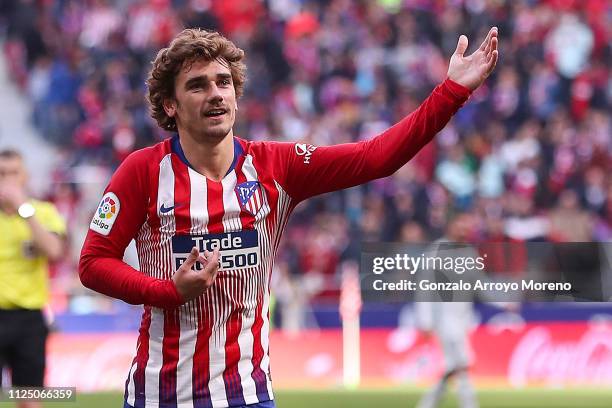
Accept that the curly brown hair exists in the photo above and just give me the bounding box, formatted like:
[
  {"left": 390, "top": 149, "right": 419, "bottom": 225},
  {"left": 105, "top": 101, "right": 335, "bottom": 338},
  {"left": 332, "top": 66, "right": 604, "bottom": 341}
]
[{"left": 146, "top": 28, "right": 246, "bottom": 131}]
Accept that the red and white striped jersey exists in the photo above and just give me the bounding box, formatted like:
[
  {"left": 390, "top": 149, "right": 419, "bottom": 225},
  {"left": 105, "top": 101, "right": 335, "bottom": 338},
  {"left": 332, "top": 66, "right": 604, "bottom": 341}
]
[{"left": 79, "top": 79, "right": 471, "bottom": 408}]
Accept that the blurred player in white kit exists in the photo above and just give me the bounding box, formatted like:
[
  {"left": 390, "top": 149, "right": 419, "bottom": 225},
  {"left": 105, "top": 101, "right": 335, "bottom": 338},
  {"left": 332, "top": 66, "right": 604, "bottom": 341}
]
[{"left": 415, "top": 214, "right": 479, "bottom": 408}]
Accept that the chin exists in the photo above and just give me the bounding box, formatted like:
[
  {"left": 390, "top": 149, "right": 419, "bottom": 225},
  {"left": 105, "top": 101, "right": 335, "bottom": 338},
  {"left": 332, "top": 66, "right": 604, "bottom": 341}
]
[{"left": 203, "top": 126, "right": 232, "bottom": 141}]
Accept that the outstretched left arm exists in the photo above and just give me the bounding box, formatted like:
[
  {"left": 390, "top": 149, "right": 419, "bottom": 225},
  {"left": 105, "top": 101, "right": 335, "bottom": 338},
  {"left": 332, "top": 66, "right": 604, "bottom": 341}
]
[{"left": 273, "top": 28, "right": 499, "bottom": 203}]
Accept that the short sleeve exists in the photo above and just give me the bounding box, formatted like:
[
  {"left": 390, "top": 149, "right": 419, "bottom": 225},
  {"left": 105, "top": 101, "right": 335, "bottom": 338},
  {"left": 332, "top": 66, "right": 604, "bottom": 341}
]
[{"left": 34, "top": 202, "right": 67, "bottom": 235}]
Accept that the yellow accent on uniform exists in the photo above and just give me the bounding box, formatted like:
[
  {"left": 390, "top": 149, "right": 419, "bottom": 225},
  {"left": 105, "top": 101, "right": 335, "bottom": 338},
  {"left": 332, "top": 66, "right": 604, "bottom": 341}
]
[{"left": 0, "top": 200, "right": 66, "bottom": 309}]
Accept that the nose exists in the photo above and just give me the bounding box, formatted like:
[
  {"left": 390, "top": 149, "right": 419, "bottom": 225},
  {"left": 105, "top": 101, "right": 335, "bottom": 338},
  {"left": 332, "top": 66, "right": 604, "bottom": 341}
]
[{"left": 208, "top": 81, "right": 223, "bottom": 104}]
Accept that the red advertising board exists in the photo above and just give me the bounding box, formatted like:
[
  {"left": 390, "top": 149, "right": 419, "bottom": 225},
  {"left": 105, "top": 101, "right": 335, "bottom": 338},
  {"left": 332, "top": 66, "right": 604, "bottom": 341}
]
[{"left": 44, "top": 322, "right": 612, "bottom": 391}]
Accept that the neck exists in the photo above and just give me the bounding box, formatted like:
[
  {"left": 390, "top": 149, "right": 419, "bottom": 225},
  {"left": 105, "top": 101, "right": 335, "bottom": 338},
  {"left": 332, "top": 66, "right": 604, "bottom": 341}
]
[{"left": 177, "top": 129, "right": 235, "bottom": 181}]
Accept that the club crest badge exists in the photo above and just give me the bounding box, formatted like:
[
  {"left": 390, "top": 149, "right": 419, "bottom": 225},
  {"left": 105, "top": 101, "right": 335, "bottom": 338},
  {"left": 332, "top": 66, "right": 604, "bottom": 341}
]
[{"left": 235, "top": 181, "right": 264, "bottom": 216}]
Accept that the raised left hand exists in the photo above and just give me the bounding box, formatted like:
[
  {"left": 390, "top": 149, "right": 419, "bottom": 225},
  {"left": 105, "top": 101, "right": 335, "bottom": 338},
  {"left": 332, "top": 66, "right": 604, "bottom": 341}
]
[{"left": 447, "top": 27, "right": 499, "bottom": 91}]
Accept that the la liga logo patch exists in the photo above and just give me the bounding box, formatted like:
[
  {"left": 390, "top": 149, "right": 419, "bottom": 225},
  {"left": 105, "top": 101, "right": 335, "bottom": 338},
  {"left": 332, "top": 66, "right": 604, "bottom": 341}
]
[
  {"left": 90, "top": 192, "right": 120, "bottom": 236},
  {"left": 98, "top": 196, "right": 117, "bottom": 219}
]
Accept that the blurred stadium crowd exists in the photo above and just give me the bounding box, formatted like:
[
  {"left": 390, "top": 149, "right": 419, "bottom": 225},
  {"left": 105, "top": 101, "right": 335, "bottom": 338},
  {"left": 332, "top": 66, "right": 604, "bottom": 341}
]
[{"left": 0, "top": 0, "right": 610, "bottom": 319}]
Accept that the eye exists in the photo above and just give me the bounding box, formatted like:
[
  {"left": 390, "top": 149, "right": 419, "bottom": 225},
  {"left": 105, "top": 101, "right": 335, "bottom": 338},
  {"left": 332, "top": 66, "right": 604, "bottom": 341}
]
[{"left": 219, "top": 78, "right": 231, "bottom": 86}]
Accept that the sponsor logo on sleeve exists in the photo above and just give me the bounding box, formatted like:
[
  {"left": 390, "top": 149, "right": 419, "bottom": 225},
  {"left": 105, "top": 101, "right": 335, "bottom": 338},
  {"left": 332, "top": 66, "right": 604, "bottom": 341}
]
[
  {"left": 172, "top": 230, "right": 260, "bottom": 272},
  {"left": 295, "top": 143, "right": 317, "bottom": 164},
  {"left": 90, "top": 192, "right": 120, "bottom": 236}
]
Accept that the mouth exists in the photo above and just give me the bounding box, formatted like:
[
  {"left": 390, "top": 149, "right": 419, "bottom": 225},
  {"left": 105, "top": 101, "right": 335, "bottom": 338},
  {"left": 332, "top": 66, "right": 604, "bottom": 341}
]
[{"left": 203, "top": 108, "right": 228, "bottom": 118}]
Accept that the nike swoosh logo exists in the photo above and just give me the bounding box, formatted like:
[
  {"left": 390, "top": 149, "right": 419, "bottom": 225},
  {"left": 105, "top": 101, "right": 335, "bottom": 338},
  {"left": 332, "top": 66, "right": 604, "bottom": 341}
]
[{"left": 160, "top": 203, "right": 183, "bottom": 214}]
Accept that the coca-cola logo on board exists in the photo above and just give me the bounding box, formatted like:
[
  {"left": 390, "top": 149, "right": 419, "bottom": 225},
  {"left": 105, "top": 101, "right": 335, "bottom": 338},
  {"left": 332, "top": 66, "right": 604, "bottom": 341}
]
[{"left": 508, "top": 327, "right": 612, "bottom": 386}]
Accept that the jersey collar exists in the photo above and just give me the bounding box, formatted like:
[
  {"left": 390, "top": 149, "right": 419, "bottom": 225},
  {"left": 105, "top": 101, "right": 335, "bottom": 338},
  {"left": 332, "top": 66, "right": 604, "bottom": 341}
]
[{"left": 171, "top": 134, "right": 244, "bottom": 177}]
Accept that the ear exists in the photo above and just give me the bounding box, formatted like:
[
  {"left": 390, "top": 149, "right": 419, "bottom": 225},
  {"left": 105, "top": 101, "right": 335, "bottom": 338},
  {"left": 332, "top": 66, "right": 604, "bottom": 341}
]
[
  {"left": 163, "top": 98, "right": 177, "bottom": 118},
  {"left": 235, "top": 102, "right": 238, "bottom": 111}
]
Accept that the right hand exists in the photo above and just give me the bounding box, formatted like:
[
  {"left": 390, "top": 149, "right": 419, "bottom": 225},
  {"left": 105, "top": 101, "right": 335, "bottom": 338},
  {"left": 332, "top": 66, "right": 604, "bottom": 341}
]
[
  {"left": 0, "top": 182, "right": 28, "bottom": 212},
  {"left": 172, "top": 246, "right": 220, "bottom": 302}
]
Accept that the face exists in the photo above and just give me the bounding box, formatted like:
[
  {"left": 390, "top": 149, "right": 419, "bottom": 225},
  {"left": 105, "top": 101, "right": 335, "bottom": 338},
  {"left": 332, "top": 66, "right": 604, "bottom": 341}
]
[
  {"left": 0, "top": 157, "right": 27, "bottom": 188},
  {"left": 448, "top": 214, "right": 473, "bottom": 241},
  {"left": 165, "top": 58, "right": 237, "bottom": 143}
]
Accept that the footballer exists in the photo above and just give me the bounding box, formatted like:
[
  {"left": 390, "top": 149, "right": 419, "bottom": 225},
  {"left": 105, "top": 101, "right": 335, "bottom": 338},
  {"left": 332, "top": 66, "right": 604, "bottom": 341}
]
[{"left": 79, "top": 27, "right": 498, "bottom": 408}]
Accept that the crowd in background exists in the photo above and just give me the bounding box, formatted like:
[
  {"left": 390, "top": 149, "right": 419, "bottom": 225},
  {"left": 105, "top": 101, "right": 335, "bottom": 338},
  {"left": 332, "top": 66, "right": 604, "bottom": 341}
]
[{"left": 0, "top": 0, "right": 611, "bottom": 318}]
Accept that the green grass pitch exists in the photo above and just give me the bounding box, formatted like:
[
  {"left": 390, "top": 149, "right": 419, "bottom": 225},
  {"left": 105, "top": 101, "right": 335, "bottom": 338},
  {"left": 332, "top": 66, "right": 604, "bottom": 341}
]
[{"left": 2, "top": 388, "right": 611, "bottom": 407}]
